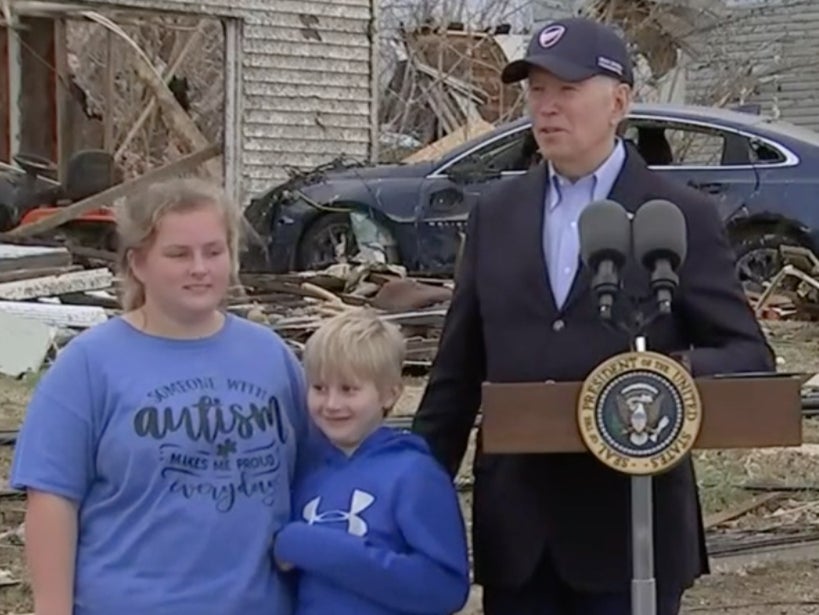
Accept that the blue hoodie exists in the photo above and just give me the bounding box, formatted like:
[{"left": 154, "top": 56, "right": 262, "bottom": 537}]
[{"left": 273, "top": 425, "right": 470, "bottom": 615}]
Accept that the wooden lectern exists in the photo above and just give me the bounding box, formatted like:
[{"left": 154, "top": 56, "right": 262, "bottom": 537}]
[
  {"left": 480, "top": 364, "right": 804, "bottom": 615},
  {"left": 481, "top": 373, "right": 803, "bottom": 454}
]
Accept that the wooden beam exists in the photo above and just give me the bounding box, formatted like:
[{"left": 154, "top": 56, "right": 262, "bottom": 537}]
[
  {"left": 0, "top": 265, "right": 81, "bottom": 283},
  {"left": 116, "top": 22, "right": 206, "bottom": 160},
  {"left": 0, "top": 243, "right": 71, "bottom": 272},
  {"left": 1, "top": 142, "right": 221, "bottom": 238},
  {"left": 54, "top": 17, "right": 71, "bottom": 181},
  {"left": 131, "top": 39, "right": 221, "bottom": 179},
  {"left": 104, "top": 28, "right": 115, "bottom": 152}
]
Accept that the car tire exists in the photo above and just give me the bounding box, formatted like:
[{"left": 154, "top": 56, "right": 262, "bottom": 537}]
[
  {"left": 732, "top": 230, "right": 807, "bottom": 292},
  {"left": 295, "top": 212, "right": 358, "bottom": 271}
]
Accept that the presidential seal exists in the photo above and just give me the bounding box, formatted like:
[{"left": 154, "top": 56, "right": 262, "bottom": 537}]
[{"left": 577, "top": 351, "right": 702, "bottom": 476}]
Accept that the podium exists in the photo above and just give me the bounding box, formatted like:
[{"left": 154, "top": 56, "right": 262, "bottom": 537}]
[{"left": 480, "top": 347, "right": 804, "bottom": 615}]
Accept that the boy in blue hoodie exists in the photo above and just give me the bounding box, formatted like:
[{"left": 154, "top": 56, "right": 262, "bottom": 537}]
[{"left": 273, "top": 309, "right": 471, "bottom": 615}]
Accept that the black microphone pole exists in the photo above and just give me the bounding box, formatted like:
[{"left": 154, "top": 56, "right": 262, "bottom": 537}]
[{"left": 628, "top": 198, "right": 688, "bottom": 615}]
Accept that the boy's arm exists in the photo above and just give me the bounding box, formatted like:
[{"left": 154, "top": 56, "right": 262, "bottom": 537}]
[{"left": 274, "top": 456, "right": 470, "bottom": 614}]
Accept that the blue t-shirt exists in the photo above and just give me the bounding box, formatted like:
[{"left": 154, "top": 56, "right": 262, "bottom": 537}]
[{"left": 11, "top": 313, "right": 309, "bottom": 615}]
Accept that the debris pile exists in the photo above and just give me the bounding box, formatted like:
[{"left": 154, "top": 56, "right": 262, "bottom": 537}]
[
  {"left": 0, "top": 239, "right": 453, "bottom": 378},
  {"left": 750, "top": 246, "right": 819, "bottom": 321},
  {"left": 235, "top": 262, "right": 452, "bottom": 365}
]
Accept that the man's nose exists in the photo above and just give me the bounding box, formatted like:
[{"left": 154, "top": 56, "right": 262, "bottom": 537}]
[{"left": 535, "top": 95, "right": 558, "bottom": 116}]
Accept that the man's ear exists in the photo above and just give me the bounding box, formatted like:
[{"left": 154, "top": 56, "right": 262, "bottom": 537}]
[{"left": 613, "top": 83, "right": 633, "bottom": 125}]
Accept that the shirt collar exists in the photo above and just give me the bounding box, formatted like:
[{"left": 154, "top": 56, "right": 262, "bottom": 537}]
[{"left": 547, "top": 138, "right": 626, "bottom": 209}]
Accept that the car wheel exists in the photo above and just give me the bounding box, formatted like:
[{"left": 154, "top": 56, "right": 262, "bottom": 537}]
[
  {"left": 295, "top": 212, "right": 358, "bottom": 271},
  {"left": 733, "top": 231, "right": 806, "bottom": 293}
]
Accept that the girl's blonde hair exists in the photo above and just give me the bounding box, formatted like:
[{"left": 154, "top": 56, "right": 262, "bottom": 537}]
[
  {"left": 115, "top": 177, "right": 243, "bottom": 312},
  {"left": 303, "top": 308, "right": 406, "bottom": 402}
]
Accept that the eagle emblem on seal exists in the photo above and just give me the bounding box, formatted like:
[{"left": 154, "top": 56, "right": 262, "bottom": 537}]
[{"left": 615, "top": 382, "right": 671, "bottom": 447}]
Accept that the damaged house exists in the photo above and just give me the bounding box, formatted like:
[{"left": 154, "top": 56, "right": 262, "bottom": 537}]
[{"left": 1, "top": 0, "right": 379, "bottom": 225}]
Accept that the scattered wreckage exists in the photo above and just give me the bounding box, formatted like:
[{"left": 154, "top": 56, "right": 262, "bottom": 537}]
[
  {"left": 0, "top": 237, "right": 453, "bottom": 379},
  {"left": 0, "top": 151, "right": 120, "bottom": 249}
]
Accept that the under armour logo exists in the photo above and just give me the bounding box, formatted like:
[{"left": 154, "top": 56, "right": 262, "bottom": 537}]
[{"left": 302, "top": 489, "right": 375, "bottom": 537}]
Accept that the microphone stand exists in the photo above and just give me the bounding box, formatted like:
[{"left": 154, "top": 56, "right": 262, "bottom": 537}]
[
  {"left": 600, "top": 295, "right": 667, "bottom": 615},
  {"left": 631, "top": 332, "right": 655, "bottom": 615}
]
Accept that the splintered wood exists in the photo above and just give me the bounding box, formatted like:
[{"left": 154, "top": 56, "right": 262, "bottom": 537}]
[{"left": 234, "top": 263, "right": 453, "bottom": 366}]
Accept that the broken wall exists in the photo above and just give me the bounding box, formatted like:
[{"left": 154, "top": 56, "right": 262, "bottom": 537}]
[{"left": 75, "top": 0, "right": 378, "bottom": 202}]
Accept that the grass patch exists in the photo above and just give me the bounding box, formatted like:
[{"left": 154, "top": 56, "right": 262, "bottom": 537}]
[{"left": 695, "top": 420, "right": 819, "bottom": 518}]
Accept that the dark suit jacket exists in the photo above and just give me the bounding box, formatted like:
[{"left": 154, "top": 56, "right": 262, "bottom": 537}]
[{"left": 412, "top": 143, "right": 775, "bottom": 593}]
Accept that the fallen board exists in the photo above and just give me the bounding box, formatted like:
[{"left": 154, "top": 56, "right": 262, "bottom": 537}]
[
  {"left": 0, "top": 300, "right": 107, "bottom": 328},
  {"left": 0, "top": 268, "right": 113, "bottom": 300},
  {"left": 0, "top": 243, "right": 71, "bottom": 273}
]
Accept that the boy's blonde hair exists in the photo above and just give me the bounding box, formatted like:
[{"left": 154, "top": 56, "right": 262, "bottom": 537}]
[
  {"left": 303, "top": 308, "right": 406, "bottom": 400},
  {"left": 115, "top": 177, "right": 243, "bottom": 311}
]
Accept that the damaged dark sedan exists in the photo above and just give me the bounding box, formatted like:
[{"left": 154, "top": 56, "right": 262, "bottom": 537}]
[{"left": 241, "top": 103, "right": 819, "bottom": 287}]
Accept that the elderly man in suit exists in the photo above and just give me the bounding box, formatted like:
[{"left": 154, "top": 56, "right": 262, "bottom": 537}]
[{"left": 411, "top": 16, "right": 774, "bottom": 615}]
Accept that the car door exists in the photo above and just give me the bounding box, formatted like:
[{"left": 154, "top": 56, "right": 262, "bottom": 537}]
[
  {"left": 624, "top": 116, "right": 760, "bottom": 221},
  {"left": 412, "top": 124, "right": 536, "bottom": 272}
]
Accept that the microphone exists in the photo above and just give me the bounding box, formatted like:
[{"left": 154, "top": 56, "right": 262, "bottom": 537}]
[
  {"left": 578, "top": 199, "right": 632, "bottom": 320},
  {"left": 632, "top": 199, "right": 687, "bottom": 314}
]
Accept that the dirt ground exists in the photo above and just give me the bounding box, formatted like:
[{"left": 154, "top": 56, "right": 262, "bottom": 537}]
[{"left": 1, "top": 320, "right": 818, "bottom": 615}]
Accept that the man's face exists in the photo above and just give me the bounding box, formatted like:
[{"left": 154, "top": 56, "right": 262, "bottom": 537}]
[{"left": 526, "top": 67, "right": 631, "bottom": 172}]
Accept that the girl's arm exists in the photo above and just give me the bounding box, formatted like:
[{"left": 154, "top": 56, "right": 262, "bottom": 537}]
[
  {"left": 10, "top": 339, "right": 98, "bottom": 615},
  {"left": 25, "top": 491, "right": 79, "bottom": 615}
]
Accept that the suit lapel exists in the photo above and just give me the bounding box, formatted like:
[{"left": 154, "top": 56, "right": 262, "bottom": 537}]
[
  {"left": 515, "top": 163, "right": 558, "bottom": 315},
  {"left": 559, "top": 143, "right": 653, "bottom": 313}
]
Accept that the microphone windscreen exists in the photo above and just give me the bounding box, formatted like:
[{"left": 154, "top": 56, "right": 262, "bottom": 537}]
[
  {"left": 579, "top": 199, "right": 631, "bottom": 267},
  {"left": 632, "top": 199, "right": 687, "bottom": 268}
]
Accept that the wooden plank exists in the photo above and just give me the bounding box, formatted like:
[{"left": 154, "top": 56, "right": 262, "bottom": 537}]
[
  {"left": 2, "top": 143, "right": 221, "bottom": 238},
  {"left": 0, "top": 268, "right": 113, "bottom": 300},
  {"left": 704, "top": 492, "right": 784, "bottom": 529},
  {"left": 0, "top": 243, "right": 71, "bottom": 273},
  {"left": 0, "top": 265, "right": 81, "bottom": 283},
  {"left": 0, "top": 300, "right": 107, "bottom": 328}
]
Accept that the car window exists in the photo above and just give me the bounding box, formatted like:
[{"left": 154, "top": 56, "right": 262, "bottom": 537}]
[
  {"left": 627, "top": 118, "right": 788, "bottom": 167},
  {"left": 445, "top": 128, "right": 536, "bottom": 175},
  {"left": 748, "top": 138, "right": 787, "bottom": 164},
  {"left": 626, "top": 120, "right": 724, "bottom": 166}
]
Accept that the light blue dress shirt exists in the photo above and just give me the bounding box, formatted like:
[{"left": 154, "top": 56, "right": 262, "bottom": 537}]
[{"left": 544, "top": 139, "right": 627, "bottom": 308}]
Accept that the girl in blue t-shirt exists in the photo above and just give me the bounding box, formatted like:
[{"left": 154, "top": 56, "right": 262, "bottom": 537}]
[{"left": 11, "top": 178, "right": 309, "bottom": 615}]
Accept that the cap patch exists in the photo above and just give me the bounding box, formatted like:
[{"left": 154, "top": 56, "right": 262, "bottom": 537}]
[
  {"left": 598, "top": 56, "right": 624, "bottom": 76},
  {"left": 538, "top": 24, "right": 566, "bottom": 48}
]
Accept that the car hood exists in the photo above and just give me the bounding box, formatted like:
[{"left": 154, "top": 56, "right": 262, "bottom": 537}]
[
  {"left": 311, "top": 160, "right": 436, "bottom": 181},
  {"left": 284, "top": 160, "right": 435, "bottom": 210}
]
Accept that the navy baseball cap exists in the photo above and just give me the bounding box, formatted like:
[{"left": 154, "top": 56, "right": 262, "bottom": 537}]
[{"left": 501, "top": 17, "right": 634, "bottom": 86}]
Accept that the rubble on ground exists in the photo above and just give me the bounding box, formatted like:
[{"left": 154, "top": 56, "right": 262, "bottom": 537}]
[
  {"left": 750, "top": 245, "right": 819, "bottom": 322},
  {"left": 0, "top": 238, "right": 452, "bottom": 377}
]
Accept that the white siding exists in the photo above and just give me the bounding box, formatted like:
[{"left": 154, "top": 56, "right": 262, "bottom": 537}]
[
  {"left": 677, "top": 0, "right": 819, "bottom": 130},
  {"left": 77, "top": 0, "right": 375, "bottom": 203}
]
